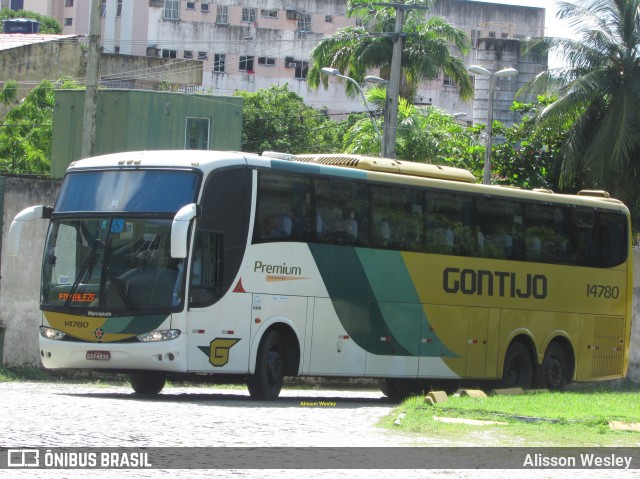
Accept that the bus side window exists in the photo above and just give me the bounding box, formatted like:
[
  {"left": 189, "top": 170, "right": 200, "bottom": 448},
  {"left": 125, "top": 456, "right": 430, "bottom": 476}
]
[
  {"left": 189, "top": 231, "right": 221, "bottom": 306},
  {"left": 477, "top": 197, "right": 523, "bottom": 260},
  {"left": 254, "top": 171, "right": 311, "bottom": 243},
  {"left": 315, "top": 178, "right": 368, "bottom": 246},
  {"left": 570, "top": 209, "right": 597, "bottom": 266},
  {"left": 599, "top": 211, "right": 628, "bottom": 267},
  {"left": 425, "top": 191, "right": 477, "bottom": 257}
]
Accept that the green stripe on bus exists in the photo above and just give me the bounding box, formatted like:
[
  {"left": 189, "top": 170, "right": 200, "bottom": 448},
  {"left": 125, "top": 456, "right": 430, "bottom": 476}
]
[
  {"left": 309, "top": 244, "right": 456, "bottom": 357},
  {"left": 101, "top": 314, "right": 168, "bottom": 334}
]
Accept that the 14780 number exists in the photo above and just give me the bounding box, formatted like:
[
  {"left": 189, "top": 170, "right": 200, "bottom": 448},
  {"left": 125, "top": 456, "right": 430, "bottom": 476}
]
[{"left": 586, "top": 284, "right": 619, "bottom": 299}]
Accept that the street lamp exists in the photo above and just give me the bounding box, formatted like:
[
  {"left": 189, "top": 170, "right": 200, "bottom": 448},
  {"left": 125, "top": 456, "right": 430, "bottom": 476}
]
[
  {"left": 363, "top": 75, "right": 387, "bottom": 86},
  {"left": 468, "top": 65, "right": 518, "bottom": 184},
  {"left": 321, "top": 67, "right": 385, "bottom": 151}
]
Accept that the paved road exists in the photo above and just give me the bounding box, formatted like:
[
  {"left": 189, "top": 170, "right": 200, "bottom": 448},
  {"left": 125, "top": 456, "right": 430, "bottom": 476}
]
[{"left": 0, "top": 381, "right": 635, "bottom": 479}]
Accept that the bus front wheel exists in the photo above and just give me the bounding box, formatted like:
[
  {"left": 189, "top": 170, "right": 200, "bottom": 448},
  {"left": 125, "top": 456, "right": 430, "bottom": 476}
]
[
  {"left": 500, "top": 342, "right": 533, "bottom": 389},
  {"left": 130, "top": 373, "right": 166, "bottom": 395},
  {"left": 247, "top": 331, "right": 285, "bottom": 400},
  {"left": 540, "top": 343, "right": 568, "bottom": 390}
]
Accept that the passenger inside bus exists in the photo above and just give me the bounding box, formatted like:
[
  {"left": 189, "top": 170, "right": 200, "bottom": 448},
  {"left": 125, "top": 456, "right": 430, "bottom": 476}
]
[{"left": 262, "top": 215, "right": 293, "bottom": 239}]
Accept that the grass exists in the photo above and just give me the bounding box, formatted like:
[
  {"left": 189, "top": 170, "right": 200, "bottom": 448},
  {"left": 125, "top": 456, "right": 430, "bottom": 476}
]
[
  {"left": 0, "top": 365, "right": 131, "bottom": 386},
  {"left": 0, "top": 365, "right": 55, "bottom": 382},
  {"left": 379, "top": 388, "right": 640, "bottom": 446}
]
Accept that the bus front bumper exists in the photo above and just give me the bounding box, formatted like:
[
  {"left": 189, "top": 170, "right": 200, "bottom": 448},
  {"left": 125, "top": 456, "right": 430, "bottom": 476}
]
[{"left": 38, "top": 333, "right": 188, "bottom": 373}]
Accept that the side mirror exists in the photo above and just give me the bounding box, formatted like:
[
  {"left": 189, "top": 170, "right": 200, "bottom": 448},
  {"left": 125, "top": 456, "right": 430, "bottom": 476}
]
[
  {"left": 7, "top": 205, "right": 52, "bottom": 257},
  {"left": 171, "top": 203, "right": 199, "bottom": 259}
]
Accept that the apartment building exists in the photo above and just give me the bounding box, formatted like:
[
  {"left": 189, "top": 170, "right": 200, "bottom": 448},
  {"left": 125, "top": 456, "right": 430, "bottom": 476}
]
[
  {"left": 6, "top": 0, "right": 548, "bottom": 127},
  {"left": 424, "top": 0, "right": 547, "bottom": 126}
]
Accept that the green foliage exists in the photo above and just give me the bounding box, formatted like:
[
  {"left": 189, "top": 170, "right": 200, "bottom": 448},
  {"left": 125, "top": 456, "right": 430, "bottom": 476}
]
[
  {"left": 157, "top": 80, "right": 174, "bottom": 92},
  {"left": 0, "top": 366, "right": 53, "bottom": 382},
  {"left": 343, "top": 86, "right": 483, "bottom": 169},
  {"left": 307, "top": 3, "right": 472, "bottom": 101},
  {"left": 55, "top": 76, "right": 82, "bottom": 90},
  {"left": 0, "top": 8, "right": 62, "bottom": 34},
  {"left": 380, "top": 390, "right": 640, "bottom": 446},
  {"left": 0, "top": 80, "right": 18, "bottom": 105},
  {"left": 395, "top": 105, "right": 482, "bottom": 171},
  {"left": 0, "top": 78, "right": 82, "bottom": 175},
  {"left": 490, "top": 96, "right": 573, "bottom": 191},
  {"left": 234, "top": 84, "right": 344, "bottom": 154},
  {"left": 521, "top": 0, "right": 640, "bottom": 208},
  {"left": 0, "top": 80, "right": 55, "bottom": 174}
]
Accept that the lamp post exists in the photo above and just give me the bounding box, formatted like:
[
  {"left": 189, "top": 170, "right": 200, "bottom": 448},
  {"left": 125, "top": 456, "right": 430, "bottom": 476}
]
[
  {"left": 321, "top": 67, "right": 385, "bottom": 152},
  {"left": 468, "top": 65, "right": 518, "bottom": 184}
]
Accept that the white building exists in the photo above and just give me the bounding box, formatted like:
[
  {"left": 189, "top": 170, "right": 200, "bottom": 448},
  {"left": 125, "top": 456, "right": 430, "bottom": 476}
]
[
  {"left": 4, "top": 0, "right": 548, "bottom": 127},
  {"left": 424, "top": 0, "right": 547, "bottom": 126}
]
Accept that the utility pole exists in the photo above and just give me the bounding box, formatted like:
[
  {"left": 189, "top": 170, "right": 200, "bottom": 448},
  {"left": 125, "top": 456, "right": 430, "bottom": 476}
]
[
  {"left": 382, "top": 5, "right": 404, "bottom": 159},
  {"left": 81, "top": 0, "right": 102, "bottom": 159},
  {"left": 360, "top": 2, "right": 429, "bottom": 159}
]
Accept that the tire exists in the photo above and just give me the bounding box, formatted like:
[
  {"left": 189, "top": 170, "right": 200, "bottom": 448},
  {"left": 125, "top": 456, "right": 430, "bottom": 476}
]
[
  {"left": 541, "top": 343, "right": 568, "bottom": 391},
  {"left": 499, "top": 342, "right": 533, "bottom": 389},
  {"left": 130, "top": 373, "right": 166, "bottom": 395},
  {"left": 247, "top": 331, "right": 285, "bottom": 400},
  {"left": 380, "top": 379, "right": 401, "bottom": 399},
  {"left": 380, "top": 379, "right": 431, "bottom": 399}
]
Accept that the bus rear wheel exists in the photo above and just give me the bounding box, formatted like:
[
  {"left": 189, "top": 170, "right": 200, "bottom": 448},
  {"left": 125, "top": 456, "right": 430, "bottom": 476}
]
[
  {"left": 541, "top": 343, "right": 568, "bottom": 390},
  {"left": 130, "top": 373, "right": 166, "bottom": 395},
  {"left": 500, "top": 342, "right": 533, "bottom": 389},
  {"left": 247, "top": 331, "right": 285, "bottom": 400}
]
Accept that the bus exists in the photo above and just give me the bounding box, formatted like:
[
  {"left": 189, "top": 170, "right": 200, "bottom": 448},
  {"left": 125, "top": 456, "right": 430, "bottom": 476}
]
[{"left": 8, "top": 150, "right": 632, "bottom": 400}]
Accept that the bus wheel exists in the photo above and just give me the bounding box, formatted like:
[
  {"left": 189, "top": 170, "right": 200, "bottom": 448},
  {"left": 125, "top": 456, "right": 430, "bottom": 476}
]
[
  {"left": 541, "top": 343, "right": 567, "bottom": 390},
  {"left": 380, "top": 379, "right": 401, "bottom": 398},
  {"left": 500, "top": 342, "right": 533, "bottom": 389},
  {"left": 247, "top": 331, "right": 285, "bottom": 400},
  {"left": 130, "top": 373, "right": 166, "bottom": 395}
]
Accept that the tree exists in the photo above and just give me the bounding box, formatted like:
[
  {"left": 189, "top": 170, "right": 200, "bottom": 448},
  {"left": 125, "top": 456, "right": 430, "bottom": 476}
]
[
  {"left": 343, "top": 86, "right": 484, "bottom": 170},
  {"left": 0, "top": 8, "right": 62, "bottom": 34},
  {"left": 308, "top": 1, "right": 472, "bottom": 101},
  {"left": 491, "top": 97, "right": 574, "bottom": 191},
  {"left": 522, "top": 0, "right": 640, "bottom": 207},
  {"left": 0, "top": 77, "right": 80, "bottom": 174},
  {"left": 234, "top": 84, "right": 344, "bottom": 154}
]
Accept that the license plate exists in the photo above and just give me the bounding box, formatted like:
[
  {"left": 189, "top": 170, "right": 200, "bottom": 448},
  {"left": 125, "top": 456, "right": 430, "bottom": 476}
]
[{"left": 86, "top": 350, "right": 111, "bottom": 361}]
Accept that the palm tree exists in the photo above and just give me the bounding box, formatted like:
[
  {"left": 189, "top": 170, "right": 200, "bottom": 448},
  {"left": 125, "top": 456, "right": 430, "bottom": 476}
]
[
  {"left": 522, "top": 0, "right": 640, "bottom": 206},
  {"left": 307, "top": 1, "right": 473, "bottom": 157}
]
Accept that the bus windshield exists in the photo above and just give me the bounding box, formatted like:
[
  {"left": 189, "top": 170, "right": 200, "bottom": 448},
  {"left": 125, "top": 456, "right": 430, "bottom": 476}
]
[
  {"left": 56, "top": 169, "right": 199, "bottom": 213},
  {"left": 42, "top": 217, "right": 183, "bottom": 313}
]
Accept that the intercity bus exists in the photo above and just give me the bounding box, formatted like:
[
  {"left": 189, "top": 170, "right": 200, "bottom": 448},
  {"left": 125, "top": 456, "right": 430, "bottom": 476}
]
[{"left": 8, "top": 150, "right": 632, "bottom": 399}]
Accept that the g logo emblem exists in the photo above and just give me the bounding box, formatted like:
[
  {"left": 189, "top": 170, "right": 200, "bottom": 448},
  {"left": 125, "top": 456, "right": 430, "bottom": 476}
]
[{"left": 209, "top": 338, "right": 240, "bottom": 367}]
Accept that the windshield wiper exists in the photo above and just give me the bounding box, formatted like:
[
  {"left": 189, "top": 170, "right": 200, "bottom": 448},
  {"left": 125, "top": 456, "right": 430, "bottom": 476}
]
[
  {"left": 102, "top": 260, "right": 137, "bottom": 311},
  {"left": 64, "top": 236, "right": 101, "bottom": 309}
]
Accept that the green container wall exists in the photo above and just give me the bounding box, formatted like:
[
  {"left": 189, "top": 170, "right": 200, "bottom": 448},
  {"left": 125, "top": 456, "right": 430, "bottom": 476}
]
[{"left": 51, "top": 90, "right": 243, "bottom": 178}]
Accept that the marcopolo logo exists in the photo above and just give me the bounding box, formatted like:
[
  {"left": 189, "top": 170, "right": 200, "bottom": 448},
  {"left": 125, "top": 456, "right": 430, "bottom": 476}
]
[{"left": 443, "top": 267, "right": 548, "bottom": 299}]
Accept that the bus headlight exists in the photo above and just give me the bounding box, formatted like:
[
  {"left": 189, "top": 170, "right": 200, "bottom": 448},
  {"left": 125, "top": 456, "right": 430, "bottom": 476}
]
[
  {"left": 137, "top": 329, "right": 181, "bottom": 342},
  {"left": 40, "top": 327, "right": 66, "bottom": 341}
]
